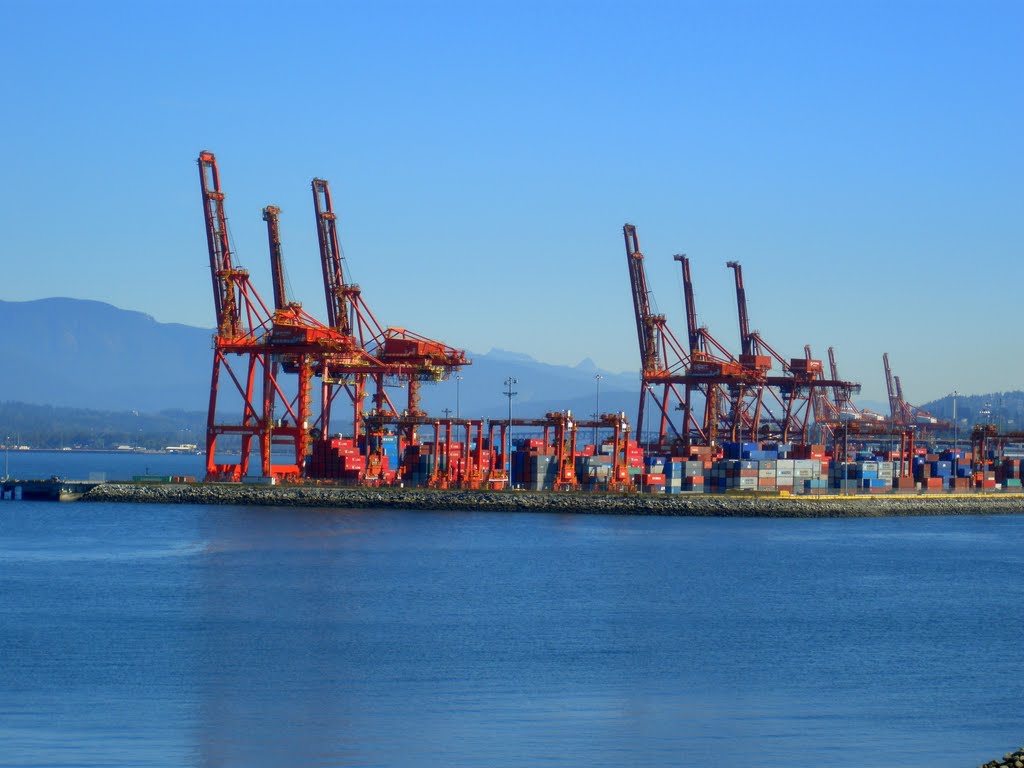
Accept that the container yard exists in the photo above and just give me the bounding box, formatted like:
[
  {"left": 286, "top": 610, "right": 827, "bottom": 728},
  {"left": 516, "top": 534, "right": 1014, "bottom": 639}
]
[{"left": 195, "top": 151, "right": 1023, "bottom": 496}]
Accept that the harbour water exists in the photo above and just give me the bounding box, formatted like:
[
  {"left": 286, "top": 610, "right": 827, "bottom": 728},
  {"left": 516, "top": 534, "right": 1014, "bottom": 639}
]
[
  {"left": 0, "top": 448, "right": 205, "bottom": 482},
  {"left": 1, "top": 486, "right": 1021, "bottom": 766}
]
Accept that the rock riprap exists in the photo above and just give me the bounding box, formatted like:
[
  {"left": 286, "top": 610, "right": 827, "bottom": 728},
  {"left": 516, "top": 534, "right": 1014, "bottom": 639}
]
[
  {"left": 980, "top": 747, "right": 1024, "bottom": 768},
  {"left": 81, "top": 482, "right": 1024, "bottom": 517}
]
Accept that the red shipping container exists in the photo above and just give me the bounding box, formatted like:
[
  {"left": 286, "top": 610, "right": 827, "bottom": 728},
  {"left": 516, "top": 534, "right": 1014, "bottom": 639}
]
[{"left": 342, "top": 455, "right": 366, "bottom": 471}]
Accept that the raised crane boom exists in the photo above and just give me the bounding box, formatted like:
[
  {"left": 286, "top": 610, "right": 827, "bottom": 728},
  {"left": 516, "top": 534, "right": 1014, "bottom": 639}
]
[
  {"left": 828, "top": 347, "right": 843, "bottom": 407},
  {"left": 676, "top": 254, "right": 701, "bottom": 357},
  {"left": 262, "top": 205, "right": 288, "bottom": 311},
  {"left": 883, "top": 352, "right": 898, "bottom": 419},
  {"left": 198, "top": 150, "right": 245, "bottom": 338},
  {"left": 726, "top": 261, "right": 753, "bottom": 357},
  {"left": 624, "top": 224, "right": 663, "bottom": 373},
  {"left": 312, "top": 178, "right": 355, "bottom": 336}
]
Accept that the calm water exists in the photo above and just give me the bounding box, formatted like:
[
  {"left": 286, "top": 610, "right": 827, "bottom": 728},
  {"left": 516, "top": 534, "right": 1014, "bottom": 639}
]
[
  {"left": 2, "top": 449, "right": 205, "bottom": 482},
  {"left": 1, "top": 498, "right": 1020, "bottom": 768}
]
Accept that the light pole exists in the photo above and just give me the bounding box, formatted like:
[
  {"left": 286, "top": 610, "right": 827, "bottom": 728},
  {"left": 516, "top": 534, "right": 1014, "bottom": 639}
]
[
  {"left": 952, "top": 390, "right": 958, "bottom": 488},
  {"left": 593, "top": 373, "right": 603, "bottom": 446},
  {"left": 456, "top": 374, "right": 463, "bottom": 420},
  {"left": 3, "top": 435, "right": 8, "bottom": 481},
  {"left": 503, "top": 377, "right": 517, "bottom": 482},
  {"left": 842, "top": 426, "right": 849, "bottom": 496}
]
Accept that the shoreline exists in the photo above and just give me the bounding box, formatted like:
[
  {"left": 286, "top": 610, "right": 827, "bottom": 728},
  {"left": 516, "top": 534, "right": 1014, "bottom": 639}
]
[{"left": 81, "top": 482, "right": 1024, "bottom": 517}]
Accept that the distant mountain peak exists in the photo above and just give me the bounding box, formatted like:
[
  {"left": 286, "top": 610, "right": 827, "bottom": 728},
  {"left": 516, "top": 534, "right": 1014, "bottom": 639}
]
[
  {"left": 483, "top": 348, "right": 537, "bottom": 363},
  {"left": 574, "top": 357, "right": 598, "bottom": 372}
]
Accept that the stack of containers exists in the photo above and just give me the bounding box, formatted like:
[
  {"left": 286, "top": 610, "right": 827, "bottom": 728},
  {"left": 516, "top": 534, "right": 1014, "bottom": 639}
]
[
  {"left": 710, "top": 459, "right": 759, "bottom": 492},
  {"left": 663, "top": 458, "right": 706, "bottom": 493},
  {"left": 757, "top": 458, "right": 777, "bottom": 492},
  {"left": 642, "top": 455, "right": 667, "bottom": 494},
  {"left": 776, "top": 459, "right": 795, "bottom": 491},
  {"left": 512, "top": 438, "right": 558, "bottom": 489},
  {"left": 625, "top": 440, "right": 644, "bottom": 485},
  {"left": 974, "top": 470, "right": 997, "bottom": 490},
  {"left": 829, "top": 462, "right": 863, "bottom": 493},
  {"left": 998, "top": 459, "right": 1022, "bottom": 490},
  {"left": 917, "top": 459, "right": 953, "bottom": 491},
  {"left": 522, "top": 454, "right": 557, "bottom": 490},
  {"left": 576, "top": 453, "right": 612, "bottom": 489},
  {"left": 307, "top": 437, "right": 365, "bottom": 481},
  {"left": 364, "top": 433, "right": 401, "bottom": 469},
  {"left": 797, "top": 459, "right": 828, "bottom": 493},
  {"left": 723, "top": 442, "right": 759, "bottom": 460},
  {"left": 913, "top": 456, "right": 944, "bottom": 493},
  {"left": 401, "top": 445, "right": 432, "bottom": 486}
]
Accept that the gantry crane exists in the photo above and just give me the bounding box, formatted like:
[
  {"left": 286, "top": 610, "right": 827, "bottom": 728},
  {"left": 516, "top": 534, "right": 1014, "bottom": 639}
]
[
  {"left": 883, "top": 353, "right": 948, "bottom": 431},
  {"left": 724, "top": 261, "right": 859, "bottom": 444},
  {"left": 200, "top": 151, "right": 411, "bottom": 482},
  {"left": 624, "top": 224, "right": 703, "bottom": 448}
]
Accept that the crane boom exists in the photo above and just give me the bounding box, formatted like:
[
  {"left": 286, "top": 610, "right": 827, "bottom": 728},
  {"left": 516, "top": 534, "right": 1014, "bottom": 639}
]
[
  {"left": 624, "top": 224, "right": 662, "bottom": 372},
  {"left": 828, "top": 347, "right": 840, "bottom": 391},
  {"left": 726, "top": 261, "right": 752, "bottom": 356},
  {"left": 883, "top": 352, "right": 898, "bottom": 418},
  {"left": 312, "top": 178, "right": 352, "bottom": 335},
  {"left": 262, "top": 205, "right": 288, "bottom": 311},
  {"left": 198, "top": 150, "right": 244, "bottom": 337},
  {"left": 675, "top": 254, "right": 702, "bottom": 357}
]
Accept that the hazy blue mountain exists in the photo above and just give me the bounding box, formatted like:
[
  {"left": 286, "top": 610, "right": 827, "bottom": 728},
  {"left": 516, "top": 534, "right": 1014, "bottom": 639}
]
[
  {"left": 0, "top": 298, "right": 641, "bottom": 420},
  {"left": 0, "top": 298, "right": 213, "bottom": 412},
  {"left": 416, "top": 348, "right": 640, "bottom": 422}
]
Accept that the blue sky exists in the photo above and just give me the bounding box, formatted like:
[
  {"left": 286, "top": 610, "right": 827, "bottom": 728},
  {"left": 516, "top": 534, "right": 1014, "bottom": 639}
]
[{"left": 2, "top": 0, "right": 1021, "bottom": 403}]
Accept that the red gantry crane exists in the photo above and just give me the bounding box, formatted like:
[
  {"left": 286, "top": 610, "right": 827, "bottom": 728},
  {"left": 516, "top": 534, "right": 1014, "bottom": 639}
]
[
  {"left": 883, "top": 352, "right": 948, "bottom": 430},
  {"left": 723, "top": 261, "right": 859, "bottom": 444},
  {"left": 199, "top": 151, "right": 384, "bottom": 481},
  {"left": 624, "top": 224, "right": 708, "bottom": 448}
]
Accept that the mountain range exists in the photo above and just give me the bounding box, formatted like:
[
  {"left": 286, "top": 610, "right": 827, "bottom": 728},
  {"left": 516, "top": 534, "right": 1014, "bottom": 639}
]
[
  {"left": 0, "top": 298, "right": 640, "bottom": 420},
  {"left": 3, "top": 298, "right": 1016, "bottom": 436}
]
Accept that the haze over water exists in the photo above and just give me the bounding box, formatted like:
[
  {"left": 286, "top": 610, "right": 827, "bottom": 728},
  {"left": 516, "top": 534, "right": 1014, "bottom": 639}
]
[{"left": 1, "top": 491, "right": 1020, "bottom": 767}]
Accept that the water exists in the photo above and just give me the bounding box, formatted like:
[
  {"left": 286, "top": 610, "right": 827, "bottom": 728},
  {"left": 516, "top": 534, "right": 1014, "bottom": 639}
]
[
  {"left": 1, "top": 498, "right": 1020, "bottom": 768},
  {"left": 1, "top": 449, "right": 205, "bottom": 482}
]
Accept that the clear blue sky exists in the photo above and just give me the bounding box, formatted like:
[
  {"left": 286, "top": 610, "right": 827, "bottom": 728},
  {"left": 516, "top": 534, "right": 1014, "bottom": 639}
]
[{"left": 2, "top": 0, "right": 1021, "bottom": 403}]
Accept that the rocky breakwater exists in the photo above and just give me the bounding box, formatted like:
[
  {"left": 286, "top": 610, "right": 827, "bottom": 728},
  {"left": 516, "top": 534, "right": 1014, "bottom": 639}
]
[
  {"left": 980, "top": 747, "right": 1024, "bottom": 768},
  {"left": 81, "top": 483, "right": 1024, "bottom": 517}
]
